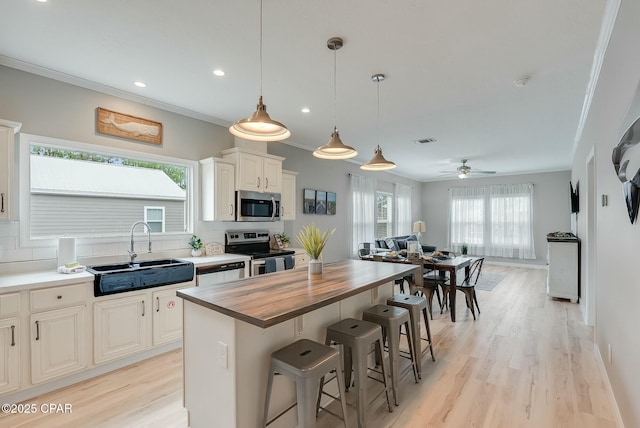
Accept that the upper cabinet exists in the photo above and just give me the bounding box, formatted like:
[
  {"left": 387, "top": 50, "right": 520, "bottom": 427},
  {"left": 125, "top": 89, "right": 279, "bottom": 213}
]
[
  {"left": 221, "top": 148, "right": 283, "bottom": 193},
  {"left": 0, "top": 120, "right": 22, "bottom": 221},
  {"left": 281, "top": 170, "right": 298, "bottom": 221},
  {"left": 200, "top": 158, "right": 236, "bottom": 221}
]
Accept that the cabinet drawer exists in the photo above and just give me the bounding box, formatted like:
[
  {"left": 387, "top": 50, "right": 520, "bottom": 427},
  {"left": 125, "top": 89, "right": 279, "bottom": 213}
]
[
  {"left": 31, "top": 283, "right": 87, "bottom": 312},
  {"left": 0, "top": 293, "right": 20, "bottom": 318}
]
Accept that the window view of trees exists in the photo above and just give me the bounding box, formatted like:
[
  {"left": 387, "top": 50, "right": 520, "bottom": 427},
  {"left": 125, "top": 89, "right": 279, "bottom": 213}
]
[{"left": 376, "top": 192, "right": 393, "bottom": 238}]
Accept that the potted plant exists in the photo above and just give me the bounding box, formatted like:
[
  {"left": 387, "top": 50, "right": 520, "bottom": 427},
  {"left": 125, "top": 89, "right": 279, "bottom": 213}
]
[
  {"left": 189, "top": 235, "right": 204, "bottom": 257},
  {"left": 280, "top": 233, "right": 291, "bottom": 248},
  {"left": 296, "top": 223, "right": 335, "bottom": 277},
  {"left": 461, "top": 244, "right": 468, "bottom": 256}
]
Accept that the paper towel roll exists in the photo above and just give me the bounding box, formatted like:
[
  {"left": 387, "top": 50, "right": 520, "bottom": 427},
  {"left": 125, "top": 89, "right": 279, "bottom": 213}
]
[{"left": 58, "top": 237, "right": 76, "bottom": 267}]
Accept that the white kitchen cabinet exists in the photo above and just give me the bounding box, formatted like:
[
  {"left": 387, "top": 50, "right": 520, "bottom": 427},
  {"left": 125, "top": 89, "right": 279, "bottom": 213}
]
[
  {"left": 547, "top": 237, "right": 580, "bottom": 303},
  {"left": 290, "top": 247, "right": 310, "bottom": 270},
  {"left": 200, "top": 157, "right": 235, "bottom": 221},
  {"left": 0, "top": 318, "right": 20, "bottom": 394},
  {"left": 94, "top": 293, "right": 149, "bottom": 364},
  {"left": 281, "top": 170, "right": 298, "bottom": 220},
  {"left": 0, "top": 121, "right": 21, "bottom": 221},
  {"left": 30, "top": 305, "right": 87, "bottom": 384},
  {"left": 222, "top": 148, "right": 284, "bottom": 193},
  {"left": 152, "top": 287, "right": 183, "bottom": 346}
]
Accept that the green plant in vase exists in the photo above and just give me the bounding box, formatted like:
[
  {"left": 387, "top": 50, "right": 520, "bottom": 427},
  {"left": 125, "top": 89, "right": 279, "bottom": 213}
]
[
  {"left": 189, "top": 235, "right": 204, "bottom": 256},
  {"left": 280, "top": 233, "right": 291, "bottom": 248},
  {"left": 296, "top": 223, "right": 335, "bottom": 276},
  {"left": 461, "top": 244, "right": 468, "bottom": 256}
]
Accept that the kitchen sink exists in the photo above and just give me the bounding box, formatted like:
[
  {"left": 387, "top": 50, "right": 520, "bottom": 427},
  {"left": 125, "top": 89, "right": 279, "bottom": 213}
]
[{"left": 87, "top": 258, "right": 195, "bottom": 296}]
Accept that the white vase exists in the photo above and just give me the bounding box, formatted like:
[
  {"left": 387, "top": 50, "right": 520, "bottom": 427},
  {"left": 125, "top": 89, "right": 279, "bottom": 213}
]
[
  {"left": 308, "top": 259, "right": 323, "bottom": 277},
  {"left": 191, "top": 248, "right": 202, "bottom": 257}
]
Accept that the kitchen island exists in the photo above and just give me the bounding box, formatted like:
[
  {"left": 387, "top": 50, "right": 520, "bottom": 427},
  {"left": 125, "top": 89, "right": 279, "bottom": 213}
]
[{"left": 177, "top": 259, "right": 418, "bottom": 428}]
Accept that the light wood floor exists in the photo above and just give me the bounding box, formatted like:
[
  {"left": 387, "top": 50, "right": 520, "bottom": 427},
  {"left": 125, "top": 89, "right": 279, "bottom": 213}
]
[{"left": 0, "top": 265, "right": 616, "bottom": 428}]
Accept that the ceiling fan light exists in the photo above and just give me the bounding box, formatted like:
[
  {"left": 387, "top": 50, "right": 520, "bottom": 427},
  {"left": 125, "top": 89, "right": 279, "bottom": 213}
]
[
  {"left": 360, "top": 145, "right": 396, "bottom": 171},
  {"left": 458, "top": 172, "right": 468, "bottom": 179},
  {"left": 229, "top": 96, "right": 291, "bottom": 141},
  {"left": 313, "top": 127, "right": 358, "bottom": 159}
]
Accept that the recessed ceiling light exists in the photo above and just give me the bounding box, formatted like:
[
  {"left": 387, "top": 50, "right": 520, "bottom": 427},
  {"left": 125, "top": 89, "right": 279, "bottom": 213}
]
[
  {"left": 36, "top": 0, "right": 47, "bottom": 3},
  {"left": 213, "top": 69, "right": 225, "bottom": 77},
  {"left": 133, "top": 81, "right": 147, "bottom": 88},
  {"left": 301, "top": 107, "right": 310, "bottom": 113}
]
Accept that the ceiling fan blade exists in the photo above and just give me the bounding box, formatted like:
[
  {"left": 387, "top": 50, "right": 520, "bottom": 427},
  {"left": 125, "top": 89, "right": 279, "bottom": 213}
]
[{"left": 473, "top": 170, "right": 496, "bottom": 174}]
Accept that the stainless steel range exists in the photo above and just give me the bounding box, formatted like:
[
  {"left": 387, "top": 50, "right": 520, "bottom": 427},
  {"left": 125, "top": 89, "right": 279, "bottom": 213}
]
[{"left": 225, "top": 230, "right": 295, "bottom": 276}]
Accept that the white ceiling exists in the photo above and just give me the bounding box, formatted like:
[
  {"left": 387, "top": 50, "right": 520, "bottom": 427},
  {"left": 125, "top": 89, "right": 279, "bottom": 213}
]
[{"left": 0, "top": 0, "right": 605, "bottom": 182}]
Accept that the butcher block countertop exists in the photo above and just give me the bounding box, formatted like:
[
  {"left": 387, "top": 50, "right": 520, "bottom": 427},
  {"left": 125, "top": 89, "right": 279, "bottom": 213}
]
[{"left": 177, "top": 259, "right": 418, "bottom": 328}]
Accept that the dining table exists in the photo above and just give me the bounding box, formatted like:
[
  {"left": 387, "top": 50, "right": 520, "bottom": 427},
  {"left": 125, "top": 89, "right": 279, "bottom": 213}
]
[{"left": 362, "top": 253, "right": 479, "bottom": 321}]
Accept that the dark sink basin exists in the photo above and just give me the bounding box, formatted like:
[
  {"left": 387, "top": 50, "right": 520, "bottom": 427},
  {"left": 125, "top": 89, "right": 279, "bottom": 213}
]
[{"left": 87, "top": 258, "right": 194, "bottom": 296}]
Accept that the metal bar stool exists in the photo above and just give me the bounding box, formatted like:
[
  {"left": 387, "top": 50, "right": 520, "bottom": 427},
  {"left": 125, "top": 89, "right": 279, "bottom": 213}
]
[
  {"left": 386, "top": 293, "right": 436, "bottom": 379},
  {"left": 263, "top": 339, "right": 348, "bottom": 428},
  {"left": 325, "top": 318, "right": 393, "bottom": 428},
  {"left": 362, "top": 305, "right": 419, "bottom": 406}
]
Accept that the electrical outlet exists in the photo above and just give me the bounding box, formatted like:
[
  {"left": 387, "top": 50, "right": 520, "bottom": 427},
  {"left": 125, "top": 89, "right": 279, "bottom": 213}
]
[
  {"left": 218, "top": 341, "right": 228, "bottom": 369},
  {"left": 608, "top": 344, "right": 612, "bottom": 365}
]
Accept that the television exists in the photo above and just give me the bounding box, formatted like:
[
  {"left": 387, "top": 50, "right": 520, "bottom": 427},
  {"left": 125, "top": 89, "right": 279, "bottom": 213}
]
[{"left": 570, "top": 181, "right": 579, "bottom": 213}]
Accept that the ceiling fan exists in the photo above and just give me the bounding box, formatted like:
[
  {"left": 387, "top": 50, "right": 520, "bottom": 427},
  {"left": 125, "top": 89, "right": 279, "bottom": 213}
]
[{"left": 439, "top": 159, "right": 496, "bottom": 179}]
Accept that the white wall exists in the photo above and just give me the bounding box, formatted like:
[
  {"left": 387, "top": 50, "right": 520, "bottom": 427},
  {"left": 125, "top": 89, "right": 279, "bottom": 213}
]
[
  {"left": 420, "top": 170, "right": 571, "bottom": 265},
  {"left": 571, "top": 0, "right": 640, "bottom": 425}
]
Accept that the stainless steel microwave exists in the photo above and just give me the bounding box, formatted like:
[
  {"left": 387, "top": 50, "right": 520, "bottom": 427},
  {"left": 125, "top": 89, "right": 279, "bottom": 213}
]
[{"left": 236, "top": 191, "right": 281, "bottom": 221}]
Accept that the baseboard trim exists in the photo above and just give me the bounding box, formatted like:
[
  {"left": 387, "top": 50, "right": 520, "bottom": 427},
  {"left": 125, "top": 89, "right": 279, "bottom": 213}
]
[
  {"left": 594, "top": 343, "right": 625, "bottom": 428},
  {"left": 484, "top": 260, "right": 548, "bottom": 269}
]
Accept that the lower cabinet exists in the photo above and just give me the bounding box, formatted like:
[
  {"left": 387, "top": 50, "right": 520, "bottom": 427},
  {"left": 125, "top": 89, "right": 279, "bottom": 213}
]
[
  {"left": 152, "top": 287, "right": 183, "bottom": 346},
  {"left": 30, "top": 305, "right": 87, "bottom": 384},
  {"left": 94, "top": 293, "right": 149, "bottom": 364},
  {"left": 0, "top": 318, "right": 19, "bottom": 394}
]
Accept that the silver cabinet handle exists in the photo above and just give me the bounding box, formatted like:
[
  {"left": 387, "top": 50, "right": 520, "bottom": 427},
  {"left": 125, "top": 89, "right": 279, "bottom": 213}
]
[
  {"left": 35, "top": 320, "right": 40, "bottom": 341},
  {"left": 257, "top": 177, "right": 261, "bottom": 188},
  {"left": 11, "top": 325, "right": 15, "bottom": 347},
  {"left": 271, "top": 197, "right": 276, "bottom": 221},
  {"left": 141, "top": 300, "right": 145, "bottom": 317},
  {"left": 265, "top": 177, "right": 269, "bottom": 188},
  {"left": 156, "top": 296, "right": 160, "bottom": 312},
  {"left": 230, "top": 204, "right": 234, "bottom": 215},
  {"left": 1, "top": 192, "right": 4, "bottom": 213}
]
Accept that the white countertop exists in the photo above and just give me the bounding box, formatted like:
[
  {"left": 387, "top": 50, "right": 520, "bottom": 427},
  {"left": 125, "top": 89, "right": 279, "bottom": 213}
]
[{"left": 0, "top": 253, "right": 251, "bottom": 293}]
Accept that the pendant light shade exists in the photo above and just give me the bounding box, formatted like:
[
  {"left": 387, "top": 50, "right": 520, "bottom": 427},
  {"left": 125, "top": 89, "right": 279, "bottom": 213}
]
[
  {"left": 361, "top": 73, "right": 396, "bottom": 171},
  {"left": 313, "top": 37, "right": 357, "bottom": 160},
  {"left": 229, "top": 96, "right": 290, "bottom": 141},
  {"left": 360, "top": 145, "right": 396, "bottom": 171},
  {"left": 229, "top": 0, "right": 289, "bottom": 142}
]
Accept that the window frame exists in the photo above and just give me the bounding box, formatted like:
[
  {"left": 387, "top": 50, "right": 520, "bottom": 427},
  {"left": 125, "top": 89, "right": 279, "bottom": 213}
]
[
  {"left": 144, "top": 206, "right": 166, "bottom": 233},
  {"left": 376, "top": 191, "right": 393, "bottom": 239},
  {"left": 19, "top": 133, "right": 197, "bottom": 248}
]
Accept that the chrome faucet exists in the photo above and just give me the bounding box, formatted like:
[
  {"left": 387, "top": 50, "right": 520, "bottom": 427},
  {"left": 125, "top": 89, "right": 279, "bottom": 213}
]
[{"left": 128, "top": 221, "right": 152, "bottom": 263}]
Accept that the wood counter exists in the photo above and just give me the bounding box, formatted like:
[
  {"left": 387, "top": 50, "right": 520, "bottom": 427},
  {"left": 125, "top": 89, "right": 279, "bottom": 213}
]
[{"left": 177, "top": 259, "right": 418, "bottom": 328}]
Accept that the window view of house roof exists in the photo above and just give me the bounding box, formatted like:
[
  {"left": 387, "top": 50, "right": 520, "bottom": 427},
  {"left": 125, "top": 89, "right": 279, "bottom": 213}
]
[{"left": 30, "top": 155, "right": 186, "bottom": 200}]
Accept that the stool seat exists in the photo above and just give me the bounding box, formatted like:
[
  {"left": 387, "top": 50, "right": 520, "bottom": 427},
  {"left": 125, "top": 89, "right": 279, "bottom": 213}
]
[
  {"left": 263, "top": 339, "right": 347, "bottom": 428},
  {"left": 362, "top": 305, "right": 419, "bottom": 406},
  {"left": 387, "top": 294, "right": 436, "bottom": 379},
  {"left": 325, "top": 318, "right": 393, "bottom": 428}
]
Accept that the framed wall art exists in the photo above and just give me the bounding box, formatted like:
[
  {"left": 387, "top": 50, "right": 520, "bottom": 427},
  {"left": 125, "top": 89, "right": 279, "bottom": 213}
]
[
  {"left": 303, "top": 189, "right": 316, "bottom": 214},
  {"left": 303, "top": 189, "right": 336, "bottom": 215},
  {"left": 96, "top": 107, "right": 163, "bottom": 145}
]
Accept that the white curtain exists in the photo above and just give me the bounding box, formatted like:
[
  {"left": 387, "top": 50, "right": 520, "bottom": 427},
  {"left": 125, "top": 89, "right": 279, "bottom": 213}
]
[
  {"left": 394, "top": 183, "right": 412, "bottom": 236},
  {"left": 350, "top": 174, "right": 377, "bottom": 256},
  {"left": 449, "top": 183, "right": 535, "bottom": 259}
]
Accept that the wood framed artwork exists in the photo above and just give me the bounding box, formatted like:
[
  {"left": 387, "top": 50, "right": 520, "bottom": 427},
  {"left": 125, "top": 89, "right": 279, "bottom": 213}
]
[
  {"left": 303, "top": 189, "right": 316, "bottom": 214},
  {"left": 96, "top": 107, "right": 163, "bottom": 144}
]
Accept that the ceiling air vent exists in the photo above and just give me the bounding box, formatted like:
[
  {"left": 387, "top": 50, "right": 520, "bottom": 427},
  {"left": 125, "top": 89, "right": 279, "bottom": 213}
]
[{"left": 416, "top": 138, "right": 437, "bottom": 144}]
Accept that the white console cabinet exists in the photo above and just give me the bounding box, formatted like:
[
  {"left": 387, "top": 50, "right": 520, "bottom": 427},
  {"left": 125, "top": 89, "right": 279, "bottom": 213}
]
[{"left": 546, "top": 237, "right": 580, "bottom": 303}]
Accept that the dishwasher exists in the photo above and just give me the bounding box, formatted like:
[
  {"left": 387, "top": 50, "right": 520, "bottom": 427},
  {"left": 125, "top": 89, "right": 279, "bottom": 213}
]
[{"left": 195, "top": 261, "right": 246, "bottom": 286}]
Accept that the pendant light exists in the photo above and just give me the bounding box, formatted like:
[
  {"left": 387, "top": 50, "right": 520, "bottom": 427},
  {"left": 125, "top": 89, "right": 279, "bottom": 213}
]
[
  {"left": 361, "top": 74, "right": 396, "bottom": 171},
  {"left": 229, "top": 0, "right": 290, "bottom": 142},
  {"left": 313, "top": 37, "right": 357, "bottom": 159}
]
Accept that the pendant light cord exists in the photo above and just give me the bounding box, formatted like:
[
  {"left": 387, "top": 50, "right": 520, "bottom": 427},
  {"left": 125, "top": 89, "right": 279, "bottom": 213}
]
[
  {"left": 376, "top": 77, "right": 380, "bottom": 148},
  {"left": 259, "top": 0, "right": 263, "bottom": 96},
  {"left": 333, "top": 47, "right": 337, "bottom": 129}
]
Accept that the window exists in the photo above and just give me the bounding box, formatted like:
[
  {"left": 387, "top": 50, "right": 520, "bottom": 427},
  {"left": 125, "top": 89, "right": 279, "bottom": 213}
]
[
  {"left": 144, "top": 206, "right": 165, "bottom": 233},
  {"left": 21, "top": 134, "right": 193, "bottom": 241},
  {"left": 449, "top": 184, "right": 535, "bottom": 259},
  {"left": 376, "top": 192, "right": 393, "bottom": 238}
]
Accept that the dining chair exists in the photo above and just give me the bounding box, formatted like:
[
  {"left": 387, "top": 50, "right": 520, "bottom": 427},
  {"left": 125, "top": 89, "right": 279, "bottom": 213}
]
[
  {"left": 445, "top": 257, "right": 484, "bottom": 320},
  {"left": 408, "top": 260, "right": 446, "bottom": 319}
]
